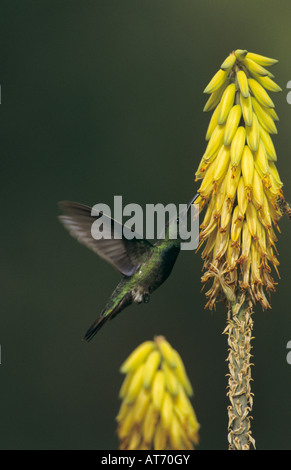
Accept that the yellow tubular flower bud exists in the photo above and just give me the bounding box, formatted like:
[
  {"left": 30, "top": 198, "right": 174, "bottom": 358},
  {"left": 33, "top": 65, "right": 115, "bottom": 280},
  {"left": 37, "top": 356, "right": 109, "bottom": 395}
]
[
  {"left": 226, "top": 163, "right": 241, "bottom": 203},
  {"left": 125, "top": 363, "right": 145, "bottom": 404},
  {"left": 241, "top": 145, "right": 254, "bottom": 196},
  {"left": 251, "top": 97, "right": 277, "bottom": 134},
  {"left": 204, "top": 68, "right": 229, "bottom": 94},
  {"left": 213, "top": 145, "right": 231, "bottom": 184},
  {"left": 151, "top": 370, "right": 166, "bottom": 410},
  {"left": 235, "top": 49, "right": 248, "bottom": 60},
  {"left": 237, "top": 70, "right": 249, "bottom": 98},
  {"left": 154, "top": 421, "right": 168, "bottom": 450},
  {"left": 240, "top": 93, "right": 253, "bottom": 126},
  {"left": 203, "top": 79, "right": 230, "bottom": 112},
  {"left": 224, "top": 104, "right": 242, "bottom": 146},
  {"left": 237, "top": 176, "right": 248, "bottom": 214},
  {"left": 143, "top": 350, "right": 161, "bottom": 389},
  {"left": 162, "top": 362, "right": 179, "bottom": 397},
  {"left": 120, "top": 341, "right": 155, "bottom": 374},
  {"left": 252, "top": 168, "right": 264, "bottom": 211},
  {"left": 246, "top": 202, "right": 258, "bottom": 239},
  {"left": 255, "top": 75, "right": 282, "bottom": 92},
  {"left": 243, "top": 57, "right": 269, "bottom": 77},
  {"left": 231, "top": 205, "right": 244, "bottom": 242},
  {"left": 204, "top": 124, "right": 225, "bottom": 160},
  {"left": 246, "top": 52, "right": 278, "bottom": 67},
  {"left": 218, "top": 83, "right": 236, "bottom": 125},
  {"left": 160, "top": 391, "right": 173, "bottom": 429},
  {"left": 259, "top": 125, "right": 277, "bottom": 161},
  {"left": 248, "top": 78, "right": 275, "bottom": 108},
  {"left": 230, "top": 126, "right": 246, "bottom": 170},
  {"left": 221, "top": 53, "right": 236, "bottom": 71},
  {"left": 246, "top": 113, "right": 260, "bottom": 152},
  {"left": 205, "top": 105, "right": 221, "bottom": 140}
]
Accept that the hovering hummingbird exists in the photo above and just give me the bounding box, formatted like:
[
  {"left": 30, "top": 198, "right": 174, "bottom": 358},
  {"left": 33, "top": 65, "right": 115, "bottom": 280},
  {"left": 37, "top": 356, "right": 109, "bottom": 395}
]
[{"left": 58, "top": 194, "right": 199, "bottom": 341}]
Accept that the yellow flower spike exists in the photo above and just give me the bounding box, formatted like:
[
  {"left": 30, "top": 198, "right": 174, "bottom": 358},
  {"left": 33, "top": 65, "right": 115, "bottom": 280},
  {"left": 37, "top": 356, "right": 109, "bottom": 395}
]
[
  {"left": 230, "top": 126, "right": 246, "bottom": 170},
  {"left": 120, "top": 340, "right": 155, "bottom": 374},
  {"left": 117, "top": 337, "right": 199, "bottom": 450},
  {"left": 255, "top": 75, "right": 282, "bottom": 92},
  {"left": 213, "top": 145, "right": 231, "bottom": 185},
  {"left": 246, "top": 113, "right": 260, "bottom": 152},
  {"left": 223, "top": 104, "right": 242, "bottom": 146},
  {"left": 204, "top": 124, "right": 225, "bottom": 159},
  {"left": 203, "top": 79, "right": 230, "bottom": 111},
  {"left": 251, "top": 97, "right": 277, "bottom": 134},
  {"left": 237, "top": 176, "right": 249, "bottom": 214},
  {"left": 237, "top": 70, "right": 249, "bottom": 98},
  {"left": 248, "top": 78, "right": 275, "bottom": 108},
  {"left": 205, "top": 105, "right": 221, "bottom": 140},
  {"left": 221, "top": 53, "right": 236, "bottom": 71},
  {"left": 246, "top": 52, "right": 278, "bottom": 67},
  {"left": 240, "top": 93, "right": 253, "bottom": 126},
  {"left": 196, "top": 48, "right": 286, "bottom": 345},
  {"left": 243, "top": 57, "right": 269, "bottom": 77},
  {"left": 218, "top": 83, "right": 236, "bottom": 125},
  {"left": 241, "top": 145, "right": 254, "bottom": 197},
  {"left": 259, "top": 125, "right": 277, "bottom": 161},
  {"left": 143, "top": 350, "right": 161, "bottom": 389},
  {"left": 204, "top": 68, "right": 229, "bottom": 94}
]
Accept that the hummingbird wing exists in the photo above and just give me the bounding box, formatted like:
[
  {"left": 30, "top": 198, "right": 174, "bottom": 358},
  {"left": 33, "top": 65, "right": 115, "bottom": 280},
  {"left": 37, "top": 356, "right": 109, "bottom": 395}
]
[{"left": 58, "top": 201, "right": 154, "bottom": 277}]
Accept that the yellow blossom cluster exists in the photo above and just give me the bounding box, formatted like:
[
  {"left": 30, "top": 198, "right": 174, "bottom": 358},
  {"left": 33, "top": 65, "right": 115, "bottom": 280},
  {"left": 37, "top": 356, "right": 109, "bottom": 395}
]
[
  {"left": 116, "top": 336, "right": 199, "bottom": 450},
  {"left": 195, "top": 49, "right": 285, "bottom": 309}
]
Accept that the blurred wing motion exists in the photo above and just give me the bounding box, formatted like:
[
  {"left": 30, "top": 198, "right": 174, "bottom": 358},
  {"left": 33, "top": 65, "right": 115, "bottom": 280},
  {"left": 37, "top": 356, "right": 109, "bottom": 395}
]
[{"left": 58, "top": 201, "right": 154, "bottom": 276}]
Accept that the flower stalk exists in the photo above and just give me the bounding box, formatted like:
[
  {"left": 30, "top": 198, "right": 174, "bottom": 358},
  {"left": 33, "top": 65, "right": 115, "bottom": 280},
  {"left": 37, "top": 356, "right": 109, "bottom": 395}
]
[{"left": 194, "top": 49, "right": 285, "bottom": 449}]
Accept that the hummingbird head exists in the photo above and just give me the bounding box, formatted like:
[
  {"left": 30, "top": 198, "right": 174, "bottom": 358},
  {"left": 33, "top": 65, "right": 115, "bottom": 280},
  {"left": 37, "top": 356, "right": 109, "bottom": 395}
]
[{"left": 164, "top": 194, "right": 199, "bottom": 244}]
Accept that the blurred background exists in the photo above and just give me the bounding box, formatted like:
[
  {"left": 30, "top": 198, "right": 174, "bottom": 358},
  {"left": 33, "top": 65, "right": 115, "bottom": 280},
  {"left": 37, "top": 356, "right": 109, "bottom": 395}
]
[{"left": 1, "top": 0, "right": 291, "bottom": 450}]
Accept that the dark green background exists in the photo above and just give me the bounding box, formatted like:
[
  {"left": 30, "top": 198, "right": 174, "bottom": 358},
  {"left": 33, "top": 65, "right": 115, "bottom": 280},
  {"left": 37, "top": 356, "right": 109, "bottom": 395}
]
[{"left": 1, "top": 0, "right": 291, "bottom": 450}]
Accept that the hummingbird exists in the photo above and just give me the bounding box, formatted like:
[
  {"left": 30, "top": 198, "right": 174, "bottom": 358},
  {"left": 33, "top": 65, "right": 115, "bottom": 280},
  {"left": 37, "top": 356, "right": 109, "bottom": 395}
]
[{"left": 58, "top": 194, "right": 199, "bottom": 341}]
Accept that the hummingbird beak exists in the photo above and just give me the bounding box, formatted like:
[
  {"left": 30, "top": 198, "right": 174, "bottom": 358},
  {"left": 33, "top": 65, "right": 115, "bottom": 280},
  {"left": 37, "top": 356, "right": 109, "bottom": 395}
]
[{"left": 187, "top": 193, "right": 199, "bottom": 212}]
